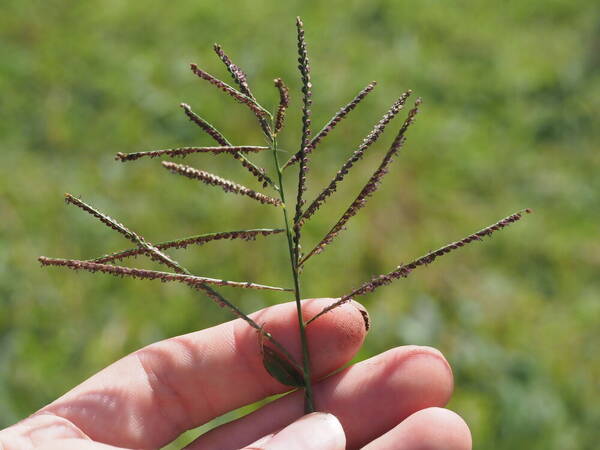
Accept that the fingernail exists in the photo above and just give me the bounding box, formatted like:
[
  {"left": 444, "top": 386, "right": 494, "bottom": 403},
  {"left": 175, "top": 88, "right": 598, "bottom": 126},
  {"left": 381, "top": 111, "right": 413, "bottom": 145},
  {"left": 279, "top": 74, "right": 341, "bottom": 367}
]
[
  {"left": 246, "top": 432, "right": 276, "bottom": 448},
  {"left": 351, "top": 300, "right": 370, "bottom": 332},
  {"left": 261, "top": 412, "right": 346, "bottom": 450}
]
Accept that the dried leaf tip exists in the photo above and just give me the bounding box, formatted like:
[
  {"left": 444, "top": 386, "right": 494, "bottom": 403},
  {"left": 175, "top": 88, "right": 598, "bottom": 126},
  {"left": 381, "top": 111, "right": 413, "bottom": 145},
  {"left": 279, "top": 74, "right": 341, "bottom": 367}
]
[
  {"left": 306, "top": 209, "right": 532, "bottom": 325},
  {"left": 162, "top": 161, "right": 282, "bottom": 206},
  {"left": 274, "top": 78, "right": 290, "bottom": 134},
  {"left": 262, "top": 343, "right": 305, "bottom": 387}
]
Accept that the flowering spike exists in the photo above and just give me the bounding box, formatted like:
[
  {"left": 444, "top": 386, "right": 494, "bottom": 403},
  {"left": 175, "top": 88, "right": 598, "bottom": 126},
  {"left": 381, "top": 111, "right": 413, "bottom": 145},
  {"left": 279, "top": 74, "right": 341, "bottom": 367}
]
[
  {"left": 92, "top": 229, "right": 285, "bottom": 264},
  {"left": 64, "top": 194, "right": 188, "bottom": 274},
  {"left": 64, "top": 194, "right": 136, "bottom": 243},
  {"left": 189, "top": 64, "right": 270, "bottom": 119},
  {"left": 53, "top": 197, "right": 295, "bottom": 358},
  {"left": 180, "top": 103, "right": 273, "bottom": 188},
  {"left": 162, "top": 161, "right": 282, "bottom": 206},
  {"left": 306, "top": 209, "right": 532, "bottom": 325},
  {"left": 180, "top": 103, "right": 231, "bottom": 146},
  {"left": 273, "top": 78, "right": 290, "bottom": 134},
  {"left": 299, "top": 101, "right": 421, "bottom": 266},
  {"left": 300, "top": 90, "right": 412, "bottom": 225},
  {"left": 212, "top": 44, "right": 273, "bottom": 139},
  {"left": 213, "top": 43, "right": 253, "bottom": 98},
  {"left": 38, "top": 257, "right": 292, "bottom": 292},
  {"left": 293, "top": 16, "right": 313, "bottom": 263},
  {"left": 283, "top": 81, "right": 377, "bottom": 169},
  {"left": 115, "top": 146, "right": 270, "bottom": 162}
]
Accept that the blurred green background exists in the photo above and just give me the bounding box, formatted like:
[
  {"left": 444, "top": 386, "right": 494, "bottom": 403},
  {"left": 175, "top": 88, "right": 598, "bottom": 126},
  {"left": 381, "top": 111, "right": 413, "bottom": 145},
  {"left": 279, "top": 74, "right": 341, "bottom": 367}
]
[{"left": 1, "top": 0, "right": 598, "bottom": 448}]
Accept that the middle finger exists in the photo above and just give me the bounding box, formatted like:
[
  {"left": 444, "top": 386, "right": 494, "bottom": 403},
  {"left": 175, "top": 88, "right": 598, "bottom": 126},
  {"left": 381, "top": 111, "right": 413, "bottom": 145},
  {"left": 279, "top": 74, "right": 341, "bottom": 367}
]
[{"left": 188, "top": 345, "right": 454, "bottom": 449}]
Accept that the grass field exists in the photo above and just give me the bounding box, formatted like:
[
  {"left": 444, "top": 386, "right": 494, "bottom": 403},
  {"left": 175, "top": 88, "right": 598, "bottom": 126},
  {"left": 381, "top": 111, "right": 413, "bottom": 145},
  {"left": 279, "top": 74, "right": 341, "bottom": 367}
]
[{"left": 1, "top": 1, "right": 599, "bottom": 448}]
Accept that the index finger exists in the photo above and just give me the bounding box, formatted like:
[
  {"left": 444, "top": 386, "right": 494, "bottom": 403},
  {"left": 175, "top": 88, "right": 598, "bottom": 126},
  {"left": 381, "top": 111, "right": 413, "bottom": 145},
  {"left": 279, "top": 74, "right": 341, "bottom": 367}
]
[{"left": 34, "top": 298, "right": 368, "bottom": 449}]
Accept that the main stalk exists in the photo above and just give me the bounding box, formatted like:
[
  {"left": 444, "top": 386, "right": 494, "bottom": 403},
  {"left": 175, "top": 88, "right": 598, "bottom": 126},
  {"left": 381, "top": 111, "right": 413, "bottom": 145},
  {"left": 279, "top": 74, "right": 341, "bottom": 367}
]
[{"left": 271, "top": 136, "right": 314, "bottom": 413}]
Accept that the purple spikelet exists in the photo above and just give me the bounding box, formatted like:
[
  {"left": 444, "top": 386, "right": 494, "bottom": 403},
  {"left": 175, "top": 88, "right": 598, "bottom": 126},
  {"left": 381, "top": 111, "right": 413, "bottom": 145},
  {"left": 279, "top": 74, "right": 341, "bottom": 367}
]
[
  {"left": 213, "top": 43, "right": 253, "bottom": 98},
  {"left": 274, "top": 78, "right": 290, "bottom": 134}
]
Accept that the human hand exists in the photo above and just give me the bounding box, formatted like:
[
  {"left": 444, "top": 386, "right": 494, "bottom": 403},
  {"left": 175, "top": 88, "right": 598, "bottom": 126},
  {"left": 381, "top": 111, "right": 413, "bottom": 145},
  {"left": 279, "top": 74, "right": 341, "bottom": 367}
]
[{"left": 0, "top": 298, "right": 471, "bottom": 449}]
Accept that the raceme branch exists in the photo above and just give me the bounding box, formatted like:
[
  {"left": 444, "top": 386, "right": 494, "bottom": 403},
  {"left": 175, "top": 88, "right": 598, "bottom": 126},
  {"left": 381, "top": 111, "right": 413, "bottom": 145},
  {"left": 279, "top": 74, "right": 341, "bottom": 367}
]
[{"left": 307, "top": 209, "right": 532, "bottom": 325}]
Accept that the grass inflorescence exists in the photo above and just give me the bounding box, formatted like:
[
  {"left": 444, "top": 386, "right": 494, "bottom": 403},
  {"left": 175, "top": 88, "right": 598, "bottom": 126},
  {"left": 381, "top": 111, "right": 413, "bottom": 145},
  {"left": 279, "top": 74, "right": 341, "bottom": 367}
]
[{"left": 39, "top": 17, "right": 530, "bottom": 415}]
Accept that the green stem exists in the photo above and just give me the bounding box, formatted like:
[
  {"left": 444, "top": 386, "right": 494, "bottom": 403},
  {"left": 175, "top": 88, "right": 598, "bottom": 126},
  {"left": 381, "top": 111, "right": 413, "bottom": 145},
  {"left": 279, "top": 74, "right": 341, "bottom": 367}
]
[{"left": 271, "top": 134, "right": 314, "bottom": 413}]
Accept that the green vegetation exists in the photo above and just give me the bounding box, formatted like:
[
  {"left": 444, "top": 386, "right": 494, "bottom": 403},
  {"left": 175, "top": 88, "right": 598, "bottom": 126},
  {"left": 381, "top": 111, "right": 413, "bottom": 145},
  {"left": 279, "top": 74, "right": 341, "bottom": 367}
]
[{"left": 1, "top": 1, "right": 598, "bottom": 448}]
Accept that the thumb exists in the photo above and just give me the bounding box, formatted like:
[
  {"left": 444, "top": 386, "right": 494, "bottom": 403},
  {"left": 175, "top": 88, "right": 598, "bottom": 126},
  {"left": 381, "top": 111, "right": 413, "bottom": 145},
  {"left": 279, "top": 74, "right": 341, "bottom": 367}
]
[{"left": 243, "top": 412, "right": 346, "bottom": 450}]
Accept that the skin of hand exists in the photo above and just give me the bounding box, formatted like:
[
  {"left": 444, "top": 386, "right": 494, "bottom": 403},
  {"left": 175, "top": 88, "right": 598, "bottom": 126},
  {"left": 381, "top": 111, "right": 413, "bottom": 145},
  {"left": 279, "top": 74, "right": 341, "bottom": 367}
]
[{"left": 0, "top": 298, "right": 472, "bottom": 450}]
